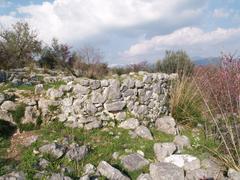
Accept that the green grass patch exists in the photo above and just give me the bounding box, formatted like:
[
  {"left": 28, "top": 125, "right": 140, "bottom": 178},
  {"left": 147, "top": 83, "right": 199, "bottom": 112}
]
[
  {"left": 43, "top": 81, "right": 66, "bottom": 90},
  {"left": 14, "top": 121, "right": 174, "bottom": 179},
  {"left": 182, "top": 128, "right": 219, "bottom": 160}
]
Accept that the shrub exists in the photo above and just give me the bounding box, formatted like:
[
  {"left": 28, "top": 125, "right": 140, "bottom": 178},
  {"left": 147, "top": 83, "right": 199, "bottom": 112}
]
[
  {"left": 195, "top": 54, "right": 240, "bottom": 170},
  {"left": 0, "top": 22, "right": 42, "bottom": 69},
  {"left": 39, "top": 38, "right": 71, "bottom": 70},
  {"left": 71, "top": 46, "right": 109, "bottom": 79},
  {"left": 156, "top": 50, "right": 194, "bottom": 77}
]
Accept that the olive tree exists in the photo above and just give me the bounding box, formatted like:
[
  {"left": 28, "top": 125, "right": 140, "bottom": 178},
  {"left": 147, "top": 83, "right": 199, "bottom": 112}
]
[
  {"left": 0, "top": 22, "right": 42, "bottom": 69},
  {"left": 155, "top": 50, "right": 194, "bottom": 76}
]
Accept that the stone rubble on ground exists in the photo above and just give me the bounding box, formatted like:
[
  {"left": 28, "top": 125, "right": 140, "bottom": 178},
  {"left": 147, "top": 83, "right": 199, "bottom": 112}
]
[{"left": 0, "top": 70, "right": 239, "bottom": 180}]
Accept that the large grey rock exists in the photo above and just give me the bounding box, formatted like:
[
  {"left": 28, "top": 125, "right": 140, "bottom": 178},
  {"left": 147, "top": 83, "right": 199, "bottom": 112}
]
[
  {"left": 201, "top": 158, "right": 224, "bottom": 179},
  {"left": 123, "top": 78, "right": 135, "bottom": 89},
  {"left": 38, "top": 158, "right": 50, "bottom": 169},
  {"left": 84, "top": 120, "right": 102, "bottom": 130},
  {"left": 143, "top": 75, "right": 152, "bottom": 84},
  {"left": 173, "top": 135, "right": 190, "bottom": 150},
  {"left": 79, "top": 175, "right": 90, "bottom": 180},
  {"left": 121, "top": 153, "right": 149, "bottom": 171},
  {"left": 90, "top": 80, "right": 101, "bottom": 90},
  {"left": 0, "top": 110, "right": 13, "bottom": 123},
  {"left": 0, "top": 171, "right": 25, "bottom": 180},
  {"left": 135, "top": 80, "right": 144, "bottom": 88},
  {"left": 104, "top": 101, "right": 126, "bottom": 112},
  {"left": 137, "top": 173, "right": 152, "bottom": 180},
  {"left": 73, "top": 84, "right": 90, "bottom": 95},
  {"left": 164, "top": 154, "right": 200, "bottom": 171},
  {"left": 123, "top": 89, "right": 135, "bottom": 97},
  {"left": 92, "top": 92, "right": 106, "bottom": 104},
  {"left": 134, "top": 125, "right": 153, "bottom": 140},
  {"left": 35, "top": 84, "right": 44, "bottom": 94},
  {"left": 83, "top": 163, "right": 96, "bottom": 176},
  {"left": 101, "top": 80, "right": 109, "bottom": 87},
  {"left": 0, "top": 93, "right": 5, "bottom": 105},
  {"left": 49, "top": 173, "right": 72, "bottom": 180},
  {"left": 1, "top": 101, "right": 16, "bottom": 111},
  {"left": 79, "top": 79, "right": 89, "bottom": 86},
  {"left": 228, "top": 168, "right": 240, "bottom": 180},
  {"left": 39, "top": 143, "right": 66, "bottom": 158},
  {"left": 154, "top": 142, "right": 176, "bottom": 161},
  {"left": 119, "top": 118, "right": 139, "bottom": 130},
  {"left": 84, "top": 101, "right": 97, "bottom": 114},
  {"left": 47, "top": 88, "right": 64, "bottom": 100},
  {"left": 22, "top": 106, "right": 39, "bottom": 124},
  {"left": 149, "top": 162, "right": 184, "bottom": 180},
  {"left": 155, "top": 116, "right": 177, "bottom": 135},
  {"left": 97, "top": 161, "right": 130, "bottom": 180},
  {"left": 66, "top": 144, "right": 88, "bottom": 161},
  {"left": 185, "top": 169, "right": 211, "bottom": 180},
  {"left": 115, "top": 112, "right": 126, "bottom": 121},
  {"left": 107, "top": 79, "right": 121, "bottom": 100}
]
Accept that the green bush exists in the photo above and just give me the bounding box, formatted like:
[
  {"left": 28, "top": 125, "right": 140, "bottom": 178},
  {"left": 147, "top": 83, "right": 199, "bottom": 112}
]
[{"left": 156, "top": 50, "right": 194, "bottom": 76}]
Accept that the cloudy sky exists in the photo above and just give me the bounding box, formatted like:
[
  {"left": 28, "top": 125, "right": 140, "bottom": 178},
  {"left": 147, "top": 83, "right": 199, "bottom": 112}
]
[{"left": 0, "top": 0, "right": 240, "bottom": 65}]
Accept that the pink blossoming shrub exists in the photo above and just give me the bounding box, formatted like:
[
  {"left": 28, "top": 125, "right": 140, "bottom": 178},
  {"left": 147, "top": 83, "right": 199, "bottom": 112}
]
[{"left": 195, "top": 54, "right": 240, "bottom": 114}]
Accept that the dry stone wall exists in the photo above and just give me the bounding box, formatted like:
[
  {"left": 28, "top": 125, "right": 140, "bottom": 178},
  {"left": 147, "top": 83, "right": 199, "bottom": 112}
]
[{"left": 38, "top": 72, "right": 177, "bottom": 129}]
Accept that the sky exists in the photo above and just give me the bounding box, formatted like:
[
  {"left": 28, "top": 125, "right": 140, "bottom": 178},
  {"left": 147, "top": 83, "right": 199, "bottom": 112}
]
[{"left": 0, "top": 0, "right": 240, "bottom": 65}]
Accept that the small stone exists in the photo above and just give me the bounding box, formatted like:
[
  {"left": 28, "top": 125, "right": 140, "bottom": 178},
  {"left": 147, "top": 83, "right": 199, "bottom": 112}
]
[
  {"left": 46, "top": 88, "right": 64, "bottom": 100},
  {"left": 38, "top": 158, "right": 49, "bottom": 169},
  {"left": 101, "top": 80, "right": 109, "bottom": 87},
  {"left": 155, "top": 116, "right": 177, "bottom": 135},
  {"left": 137, "top": 150, "right": 145, "bottom": 157},
  {"left": 185, "top": 169, "right": 210, "bottom": 180},
  {"left": 90, "top": 80, "right": 101, "bottom": 90},
  {"left": 0, "top": 171, "right": 25, "bottom": 180},
  {"left": 39, "top": 143, "right": 66, "bottom": 159},
  {"left": 121, "top": 153, "right": 149, "bottom": 171},
  {"left": 137, "top": 173, "right": 152, "bottom": 180},
  {"left": 115, "top": 112, "right": 126, "bottom": 121},
  {"left": 66, "top": 144, "right": 88, "bottom": 161},
  {"left": 154, "top": 142, "right": 176, "bottom": 161},
  {"left": 79, "top": 175, "right": 90, "bottom": 180},
  {"left": 104, "top": 101, "right": 126, "bottom": 112},
  {"left": 135, "top": 125, "right": 153, "bottom": 140},
  {"left": 119, "top": 118, "right": 139, "bottom": 130},
  {"left": 83, "top": 163, "right": 96, "bottom": 176},
  {"left": 97, "top": 161, "right": 130, "bottom": 180},
  {"left": 49, "top": 173, "right": 72, "bottom": 180},
  {"left": 112, "top": 152, "right": 120, "bottom": 160},
  {"left": 149, "top": 162, "right": 184, "bottom": 180},
  {"left": 173, "top": 135, "right": 190, "bottom": 150},
  {"left": 1, "top": 101, "right": 16, "bottom": 111},
  {"left": 79, "top": 79, "right": 89, "bottom": 86},
  {"left": 228, "top": 168, "right": 240, "bottom": 180},
  {"left": 84, "top": 120, "right": 102, "bottom": 130},
  {"left": 164, "top": 154, "right": 201, "bottom": 171},
  {"left": 35, "top": 84, "right": 44, "bottom": 94}
]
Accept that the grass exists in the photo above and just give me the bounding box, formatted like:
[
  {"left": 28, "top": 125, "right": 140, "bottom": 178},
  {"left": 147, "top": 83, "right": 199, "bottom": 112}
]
[
  {"left": 170, "top": 74, "right": 205, "bottom": 126},
  {"left": 2, "top": 121, "right": 173, "bottom": 179},
  {"left": 0, "top": 119, "right": 223, "bottom": 179},
  {"left": 43, "top": 81, "right": 66, "bottom": 90}
]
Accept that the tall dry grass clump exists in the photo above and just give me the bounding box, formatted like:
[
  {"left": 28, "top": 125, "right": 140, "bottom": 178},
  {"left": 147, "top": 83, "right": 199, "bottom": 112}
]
[{"left": 170, "top": 74, "right": 204, "bottom": 126}]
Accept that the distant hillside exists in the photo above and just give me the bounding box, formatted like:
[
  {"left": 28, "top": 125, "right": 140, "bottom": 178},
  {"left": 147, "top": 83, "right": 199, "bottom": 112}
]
[{"left": 192, "top": 57, "right": 220, "bottom": 65}]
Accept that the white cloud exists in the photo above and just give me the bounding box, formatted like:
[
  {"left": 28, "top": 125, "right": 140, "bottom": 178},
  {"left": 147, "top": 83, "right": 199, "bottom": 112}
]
[
  {"left": 124, "top": 27, "right": 240, "bottom": 58},
  {"left": 0, "top": 0, "right": 206, "bottom": 44}
]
